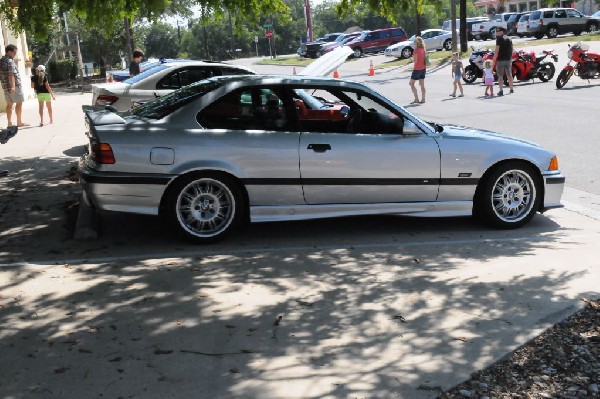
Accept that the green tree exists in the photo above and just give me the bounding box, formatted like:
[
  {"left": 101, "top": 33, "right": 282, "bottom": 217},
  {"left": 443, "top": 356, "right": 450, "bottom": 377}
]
[
  {"left": 142, "top": 23, "right": 180, "bottom": 59},
  {"left": 0, "top": 0, "right": 290, "bottom": 39}
]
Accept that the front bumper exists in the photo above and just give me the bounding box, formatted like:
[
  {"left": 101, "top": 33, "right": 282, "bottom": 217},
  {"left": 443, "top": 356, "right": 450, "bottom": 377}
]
[{"left": 541, "top": 171, "right": 565, "bottom": 212}]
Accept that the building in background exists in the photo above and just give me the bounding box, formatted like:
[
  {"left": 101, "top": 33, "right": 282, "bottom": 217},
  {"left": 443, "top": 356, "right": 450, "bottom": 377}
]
[{"left": 474, "top": 0, "right": 598, "bottom": 14}]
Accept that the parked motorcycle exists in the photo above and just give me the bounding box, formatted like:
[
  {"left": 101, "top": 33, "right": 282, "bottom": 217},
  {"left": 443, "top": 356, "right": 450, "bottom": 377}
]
[
  {"left": 556, "top": 42, "right": 600, "bottom": 89},
  {"left": 462, "top": 47, "right": 491, "bottom": 84},
  {"left": 463, "top": 47, "right": 557, "bottom": 84},
  {"left": 511, "top": 49, "right": 558, "bottom": 82}
]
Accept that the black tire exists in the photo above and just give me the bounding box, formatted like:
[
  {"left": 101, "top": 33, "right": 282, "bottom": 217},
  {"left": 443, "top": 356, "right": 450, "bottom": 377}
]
[
  {"left": 475, "top": 162, "right": 541, "bottom": 229},
  {"left": 443, "top": 39, "right": 452, "bottom": 51},
  {"left": 352, "top": 47, "right": 363, "bottom": 58},
  {"left": 546, "top": 26, "right": 558, "bottom": 38},
  {"left": 537, "top": 62, "right": 555, "bottom": 82},
  {"left": 573, "top": 30, "right": 582, "bottom": 36},
  {"left": 165, "top": 172, "right": 244, "bottom": 243},
  {"left": 463, "top": 65, "right": 479, "bottom": 83},
  {"left": 400, "top": 46, "right": 413, "bottom": 59},
  {"left": 555, "top": 69, "right": 572, "bottom": 89},
  {"left": 588, "top": 22, "right": 598, "bottom": 33},
  {"left": 534, "top": 33, "right": 544, "bottom": 39}
]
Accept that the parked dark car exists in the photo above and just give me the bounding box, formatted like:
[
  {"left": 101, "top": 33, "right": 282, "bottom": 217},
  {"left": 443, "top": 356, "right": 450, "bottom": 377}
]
[
  {"left": 298, "top": 33, "right": 343, "bottom": 58},
  {"left": 507, "top": 13, "right": 526, "bottom": 36},
  {"left": 346, "top": 27, "right": 408, "bottom": 58},
  {"left": 317, "top": 32, "right": 363, "bottom": 57}
]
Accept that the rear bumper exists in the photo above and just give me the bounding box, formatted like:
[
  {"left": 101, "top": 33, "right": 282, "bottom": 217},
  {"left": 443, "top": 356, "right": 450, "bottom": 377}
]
[{"left": 79, "top": 160, "right": 171, "bottom": 215}]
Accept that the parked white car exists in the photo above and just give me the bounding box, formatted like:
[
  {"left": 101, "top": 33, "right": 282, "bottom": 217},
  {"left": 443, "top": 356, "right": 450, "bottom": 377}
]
[
  {"left": 92, "top": 61, "right": 257, "bottom": 111},
  {"left": 384, "top": 29, "right": 453, "bottom": 59}
]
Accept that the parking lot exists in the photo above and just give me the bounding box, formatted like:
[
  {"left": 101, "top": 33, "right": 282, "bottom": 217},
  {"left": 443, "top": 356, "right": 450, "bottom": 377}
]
[{"left": 1, "top": 41, "right": 599, "bottom": 398}]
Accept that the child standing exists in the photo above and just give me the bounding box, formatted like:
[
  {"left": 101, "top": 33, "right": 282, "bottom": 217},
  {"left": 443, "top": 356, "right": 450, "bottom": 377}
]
[
  {"left": 483, "top": 59, "right": 495, "bottom": 97},
  {"left": 450, "top": 52, "right": 464, "bottom": 97},
  {"left": 30, "top": 65, "right": 56, "bottom": 126}
]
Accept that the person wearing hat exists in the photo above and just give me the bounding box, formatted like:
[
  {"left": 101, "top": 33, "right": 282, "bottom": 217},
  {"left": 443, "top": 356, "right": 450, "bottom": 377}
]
[
  {"left": 492, "top": 26, "right": 514, "bottom": 96},
  {"left": 31, "top": 64, "right": 56, "bottom": 126}
]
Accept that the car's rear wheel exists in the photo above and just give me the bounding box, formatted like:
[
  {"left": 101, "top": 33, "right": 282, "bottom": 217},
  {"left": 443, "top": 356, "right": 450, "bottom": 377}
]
[
  {"left": 443, "top": 39, "right": 452, "bottom": 51},
  {"left": 537, "top": 62, "right": 555, "bottom": 82},
  {"left": 401, "top": 47, "right": 413, "bottom": 59},
  {"left": 555, "top": 69, "right": 572, "bottom": 89},
  {"left": 588, "top": 22, "right": 598, "bottom": 33},
  {"left": 546, "top": 26, "right": 558, "bottom": 38},
  {"left": 353, "top": 47, "right": 363, "bottom": 58},
  {"left": 475, "top": 162, "right": 541, "bottom": 229},
  {"left": 166, "top": 173, "right": 244, "bottom": 243}
]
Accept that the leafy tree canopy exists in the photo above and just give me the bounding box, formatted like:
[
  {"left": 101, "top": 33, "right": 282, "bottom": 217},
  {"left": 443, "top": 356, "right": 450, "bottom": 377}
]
[{"left": 0, "top": 0, "right": 290, "bottom": 39}]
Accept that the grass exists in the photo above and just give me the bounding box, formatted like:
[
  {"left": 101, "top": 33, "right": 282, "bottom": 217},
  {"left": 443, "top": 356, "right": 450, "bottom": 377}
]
[{"left": 254, "top": 56, "right": 314, "bottom": 66}]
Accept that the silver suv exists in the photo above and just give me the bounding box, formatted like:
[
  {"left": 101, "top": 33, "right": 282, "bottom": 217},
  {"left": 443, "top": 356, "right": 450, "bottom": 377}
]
[{"left": 528, "top": 8, "right": 598, "bottom": 39}]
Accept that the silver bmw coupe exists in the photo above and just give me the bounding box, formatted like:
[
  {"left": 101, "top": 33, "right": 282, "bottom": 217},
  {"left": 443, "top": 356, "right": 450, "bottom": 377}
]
[{"left": 79, "top": 75, "right": 565, "bottom": 243}]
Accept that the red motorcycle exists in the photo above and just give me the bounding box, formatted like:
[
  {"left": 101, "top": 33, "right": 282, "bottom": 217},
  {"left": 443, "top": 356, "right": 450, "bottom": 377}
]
[
  {"left": 556, "top": 42, "right": 600, "bottom": 89},
  {"left": 510, "top": 49, "right": 557, "bottom": 82}
]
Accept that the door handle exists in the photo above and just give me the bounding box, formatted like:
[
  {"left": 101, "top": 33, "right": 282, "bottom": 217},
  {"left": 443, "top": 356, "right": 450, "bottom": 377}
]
[{"left": 307, "top": 144, "right": 331, "bottom": 153}]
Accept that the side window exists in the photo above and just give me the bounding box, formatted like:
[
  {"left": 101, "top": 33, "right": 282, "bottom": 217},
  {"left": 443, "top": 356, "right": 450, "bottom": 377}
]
[
  {"left": 180, "top": 67, "right": 214, "bottom": 87},
  {"left": 391, "top": 29, "right": 405, "bottom": 37},
  {"left": 493, "top": 15, "right": 502, "bottom": 21},
  {"left": 198, "top": 88, "right": 293, "bottom": 131},
  {"left": 221, "top": 67, "right": 252, "bottom": 76},
  {"left": 156, "top": 71, "right": 180, "bottom": 90},
  {"left": 554, "top": 10, "right": 567, "bottom": 18},
  {"left": 543, "top": 11, "right": 554, "bottom": 18},
  {"left": 366, "top": 32, "right": 379, "bottom": 41},
  {"left": 567, "top": 9, "right": 581, "bottom": 17}
]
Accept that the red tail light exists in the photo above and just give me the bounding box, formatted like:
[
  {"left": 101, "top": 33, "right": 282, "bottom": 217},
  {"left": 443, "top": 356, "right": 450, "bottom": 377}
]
[
  {"left": 92, "top": 143, "right": 116, "bottom": 164},
  {"left": 95, "top": 95, "right": 119, "bottom": 106}
]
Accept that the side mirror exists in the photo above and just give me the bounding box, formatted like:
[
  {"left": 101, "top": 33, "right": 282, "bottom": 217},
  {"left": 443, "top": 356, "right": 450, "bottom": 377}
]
[{"left": 403, "top": 120, "right": 421, "bottom": 135}]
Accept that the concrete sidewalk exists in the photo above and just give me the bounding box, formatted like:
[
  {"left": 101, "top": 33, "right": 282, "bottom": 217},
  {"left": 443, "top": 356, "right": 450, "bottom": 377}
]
[{"left": 0, "top": 76, "right": 599, "bottom": 399}]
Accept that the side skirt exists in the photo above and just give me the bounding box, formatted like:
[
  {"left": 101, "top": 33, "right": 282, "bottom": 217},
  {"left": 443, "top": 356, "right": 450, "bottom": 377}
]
[{"left": 250, "top": 201, "right": 474, "bottom": 223}]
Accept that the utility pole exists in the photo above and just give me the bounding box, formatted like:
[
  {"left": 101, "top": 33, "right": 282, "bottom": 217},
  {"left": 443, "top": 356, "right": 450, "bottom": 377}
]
[
  {"left": 451, "top": 0, "right": 457, "bottom": 52},
  {"left": 123, "top": 17, "right": 133, "bottom": 60},
  {"left": 304, "top": 0, "right": 313, "bottom": 42},
  {"left": 460, "top": 0, "right": 468, "bottom": 53}
]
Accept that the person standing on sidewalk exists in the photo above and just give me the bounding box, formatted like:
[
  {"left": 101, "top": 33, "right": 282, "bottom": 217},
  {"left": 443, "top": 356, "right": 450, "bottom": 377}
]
[
  {"left": 0, "top": 44, "right": 29, "bottom": 127},
  {"left": 409, "top": 37, "right": 427, "bottom": 104},
  {"left": 30, "top": 65, "right": 56, "bottom": 126},
  {"left": 492, "top": 27, "right": 514, "bottom": 96},
  {"left": 129, "top": 49, "right": 144, "bottom": 77}
]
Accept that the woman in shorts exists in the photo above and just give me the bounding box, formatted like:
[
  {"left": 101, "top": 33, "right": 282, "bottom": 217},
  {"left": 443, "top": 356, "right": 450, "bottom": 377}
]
[
  {"left": 409, "top": 36, "right": 427, "bottom": 104},
  {"left": 30, "top": 65, "right": 56, "bottom": 126}
]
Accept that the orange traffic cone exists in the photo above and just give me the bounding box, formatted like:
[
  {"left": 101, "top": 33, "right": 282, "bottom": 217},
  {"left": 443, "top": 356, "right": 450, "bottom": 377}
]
[
  {"left": 368, "top": 61, "right": 375, "bottom": 76},
  {"left": 293, "top": 67, "right": 297, "bottom": 75},
  {"left": 333, "top": 68, "right": 340, "bottom": 78}
]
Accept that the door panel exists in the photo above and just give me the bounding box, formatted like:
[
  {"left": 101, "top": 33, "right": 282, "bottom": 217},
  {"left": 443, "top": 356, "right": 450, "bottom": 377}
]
[{"left": 300, "top": 132, "right": 440, "bottom": 204}]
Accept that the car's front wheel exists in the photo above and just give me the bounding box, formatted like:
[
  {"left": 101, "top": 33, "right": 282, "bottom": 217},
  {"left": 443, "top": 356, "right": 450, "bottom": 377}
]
[
  {"left": 401, "top": 47, "right": 413, "bottom": 59},
  {"left": 588, "top": 22, "right": 598, "bottom": 33},
  {"left": 475, "top": 162, "right": 541, "bottom": 229},
  {"left": 353, "top": 47, "right": 363, "bottom": 58},
  {"left": 443, "top": 39, "right": 452, "bottom": 51},
  {"left": 165, "top": 173, "right": 244, "bottom": 243}
]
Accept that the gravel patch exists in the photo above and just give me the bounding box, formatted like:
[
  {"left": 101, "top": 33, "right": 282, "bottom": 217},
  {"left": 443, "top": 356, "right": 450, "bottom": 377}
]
[{"left": 442, "top": 298, "right": 600, "bottom": 398}]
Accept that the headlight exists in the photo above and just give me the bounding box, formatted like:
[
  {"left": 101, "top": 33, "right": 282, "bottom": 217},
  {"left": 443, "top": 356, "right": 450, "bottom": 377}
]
[{"left": 567, "top": 50, "right": 573, "bottom": 59}]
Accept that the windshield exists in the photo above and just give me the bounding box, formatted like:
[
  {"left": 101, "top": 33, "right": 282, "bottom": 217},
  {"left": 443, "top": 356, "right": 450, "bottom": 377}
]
[
  {"left": 130, "top": 79, "right": 222, "bottom": 119},
  {"left": 123, "top": 64, "right": 169, "bottom": 84},
  {"left": 355, "top": 32, "right": 368, "bottom": 41},
  {"left": 519, "top": 14, "right": 530, "bottom": 21},
  {"left": 409, "top": 35, "right": 416, "bottom": 41}
]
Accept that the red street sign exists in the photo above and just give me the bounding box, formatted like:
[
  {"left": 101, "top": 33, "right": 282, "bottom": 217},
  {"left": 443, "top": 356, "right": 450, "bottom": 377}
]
[{"left": 265, "top": 30, "right": 273, "bottom": 39}]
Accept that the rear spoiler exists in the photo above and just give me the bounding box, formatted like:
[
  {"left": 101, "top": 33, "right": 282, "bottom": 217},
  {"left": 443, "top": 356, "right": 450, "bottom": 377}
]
[{"left": 82, "top": 105, "right": 126, "bottom": 126}]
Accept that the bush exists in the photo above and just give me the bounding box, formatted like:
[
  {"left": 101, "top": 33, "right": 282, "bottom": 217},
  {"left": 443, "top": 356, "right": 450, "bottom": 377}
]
[{"left": 47, "top": 59, "right": 79, "bottom": 83}]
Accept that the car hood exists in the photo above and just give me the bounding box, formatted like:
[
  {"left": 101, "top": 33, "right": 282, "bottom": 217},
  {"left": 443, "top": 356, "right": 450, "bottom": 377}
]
[
  {"left": 298, "top": 46, "right": 353, "bottom": 77},
  {"left": 389, "top": 40, "right": 414, "bottom": 49},
  {"left": 439, "top": 124, "right": 541, "bottom": 148}
]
